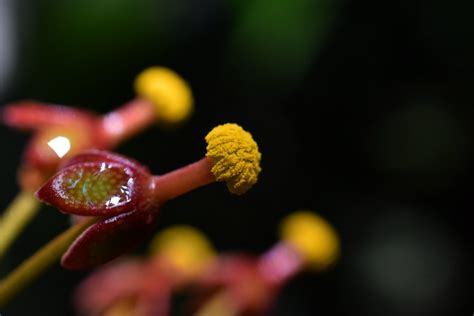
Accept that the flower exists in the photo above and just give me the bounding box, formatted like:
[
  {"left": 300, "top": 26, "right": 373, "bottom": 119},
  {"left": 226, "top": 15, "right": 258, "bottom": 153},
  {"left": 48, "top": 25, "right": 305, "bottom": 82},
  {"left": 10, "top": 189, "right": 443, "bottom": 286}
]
[
  {"left": 74, "top": 225, "right": 215, "bottom": 316},
  {"left": 1, "top": 66, "right": 193, "bottom": 191},
  {"left": 191, "top": 210, "right": 339, "bottom": 316},
  {"left": 36, "top": 123, "right": 261, "bottom": 269},
  {"left": 37, "top": 150, "right": 158, "bottom": 269}
]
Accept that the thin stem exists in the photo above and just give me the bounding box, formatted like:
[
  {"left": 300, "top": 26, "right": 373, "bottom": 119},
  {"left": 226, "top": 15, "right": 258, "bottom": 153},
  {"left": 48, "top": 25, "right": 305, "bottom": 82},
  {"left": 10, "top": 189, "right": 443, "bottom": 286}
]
[
  {"left": 0, "top": 191, "right": 40, "bottom": 259},
  {"left": 152, "top": 157, "right": 215, "bottom": 202},
  {"left": 100, "top": 98, "right": 156, "bottom": 147},
  {"left": 257, "top": 242, "right": 303, "bottom": 285},
  {"left": 0, "top": 217, "right": 97, "bottom": 307}
]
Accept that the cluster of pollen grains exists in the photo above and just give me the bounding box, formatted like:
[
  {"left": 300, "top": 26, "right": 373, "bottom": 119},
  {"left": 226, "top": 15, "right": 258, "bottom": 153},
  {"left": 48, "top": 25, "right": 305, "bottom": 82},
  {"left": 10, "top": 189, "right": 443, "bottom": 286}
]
[
  {"left": 205, "top": 123, "right": 261, "bottom": 195},
  {"left": 134, "top": 67, "right": 193, "bottom": 124},
  {"left": 56, "top": 164, "right": 132, "bottom": 209}
]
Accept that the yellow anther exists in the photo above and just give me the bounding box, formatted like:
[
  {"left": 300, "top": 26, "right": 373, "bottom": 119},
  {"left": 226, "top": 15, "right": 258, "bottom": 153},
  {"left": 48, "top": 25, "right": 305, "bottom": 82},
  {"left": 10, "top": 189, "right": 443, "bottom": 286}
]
[
  {"left": 280, "top": 210, "right": 339, "bottom": 271},
  {"left": 134, "top": 66, "right": 193, "bottom": 124},
  {"left": 205, "top": 123, "right": 261, "bottom": 195},
  {"left": 149, "top": 225, "right": 215, "bottom": 276},
  {"left": 103, "top": 298, "right": 137, "bottom": 316}
]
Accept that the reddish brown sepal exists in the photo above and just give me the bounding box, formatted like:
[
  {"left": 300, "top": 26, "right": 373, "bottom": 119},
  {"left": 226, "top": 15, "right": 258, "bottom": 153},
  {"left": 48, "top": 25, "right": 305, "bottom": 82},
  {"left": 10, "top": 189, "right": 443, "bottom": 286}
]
[{"left": 62, "top": 210, "right": 159, "bottom": 270}]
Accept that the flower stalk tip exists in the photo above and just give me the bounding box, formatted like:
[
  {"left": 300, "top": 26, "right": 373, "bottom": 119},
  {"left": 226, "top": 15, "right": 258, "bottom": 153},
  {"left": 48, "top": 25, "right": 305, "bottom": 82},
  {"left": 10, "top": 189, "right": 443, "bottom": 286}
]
[{"left": 205, "top": 123, "right": 261, "bottom": 195}]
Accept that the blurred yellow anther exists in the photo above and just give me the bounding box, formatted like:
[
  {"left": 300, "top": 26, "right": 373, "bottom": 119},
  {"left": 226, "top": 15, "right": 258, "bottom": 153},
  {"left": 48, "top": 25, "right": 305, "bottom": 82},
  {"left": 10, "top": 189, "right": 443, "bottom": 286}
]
[
  {"left": 149, "top": 225, "right": 215, "bottom": 276},
  {"left": 205, "top": 123, "right": 261, "bottom": 195},
  {"left": 134, "top": 66, "right": 193, "bottom": 124},
  {"left": 280, "top": 211, "right": 339, "bottom": 271},
  {"left": 103, "top": 298, "right": 137, "bottom": 316}
]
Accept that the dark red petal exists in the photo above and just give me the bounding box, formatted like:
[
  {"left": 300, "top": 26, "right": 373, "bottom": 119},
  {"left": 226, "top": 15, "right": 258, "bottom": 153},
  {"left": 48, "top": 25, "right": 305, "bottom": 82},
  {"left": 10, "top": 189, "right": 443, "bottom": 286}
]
[
  {"left": 1, "top": 100, "right": 98, "bottom": 130},
  {"left": 60, "top": 149, "right": 150, "bottom": 174},
  {"left": 62, "top": 210, "right": 159, "bottom": 269},
  {"left": 36, "top": 161, "right": 149, "bottom": 216}
]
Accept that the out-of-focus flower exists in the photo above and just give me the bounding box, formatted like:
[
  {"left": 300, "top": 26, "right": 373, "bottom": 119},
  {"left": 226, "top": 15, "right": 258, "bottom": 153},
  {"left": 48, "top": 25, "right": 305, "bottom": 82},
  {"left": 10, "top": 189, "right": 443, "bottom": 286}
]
[
  {"left": 75, "top": 225, "right": 215, "bottom": 316},
  {"left": 36, "top": 123, "right": 261, "bottom": 269},
  {"left": 191, "top": 210, "right": 339, "bottom": 316},
  {"left": 0, "top": 66, "right": 193, "bottom": 261},
  {"left": 2, "top": 66, "right": 193, "bottom": 191}
]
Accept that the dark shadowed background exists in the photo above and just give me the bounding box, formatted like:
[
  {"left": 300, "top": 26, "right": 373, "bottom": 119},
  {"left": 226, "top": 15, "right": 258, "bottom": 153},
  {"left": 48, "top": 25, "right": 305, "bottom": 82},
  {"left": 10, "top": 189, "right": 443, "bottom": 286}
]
[{"left": 0, "top": 0, "right": 473, "bottom": 315}]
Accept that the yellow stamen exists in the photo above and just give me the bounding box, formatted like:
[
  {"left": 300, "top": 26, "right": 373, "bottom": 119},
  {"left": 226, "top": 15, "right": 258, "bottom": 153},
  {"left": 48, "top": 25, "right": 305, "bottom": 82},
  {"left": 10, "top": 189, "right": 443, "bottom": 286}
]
[
  {"left": 149, "top": 225, "right": 215, "bottom": 276},
  {"left": 205, "top": 123, "right": 261, "bottom": 194},
  {"left": 134, "top": 66, "right": 193, "bottom": 124},
  {"left": 280, "top": 211, "right": 340, "bottom": 271}
]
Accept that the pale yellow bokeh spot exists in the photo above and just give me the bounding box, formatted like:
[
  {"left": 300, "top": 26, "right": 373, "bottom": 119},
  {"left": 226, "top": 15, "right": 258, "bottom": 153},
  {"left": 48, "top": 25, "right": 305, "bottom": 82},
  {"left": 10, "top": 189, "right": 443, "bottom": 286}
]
[
  {"left": 205, "top": 123, "right": 261, "bottom": 195},
  {"left": 134, "top": 66, "right": 193, "bottom": 124},
  {"left": 149, "top": 225, "right": 215, "bottom": 276},
  {"left": 280, "top": 210, "right": 340, "bottom": 271}
]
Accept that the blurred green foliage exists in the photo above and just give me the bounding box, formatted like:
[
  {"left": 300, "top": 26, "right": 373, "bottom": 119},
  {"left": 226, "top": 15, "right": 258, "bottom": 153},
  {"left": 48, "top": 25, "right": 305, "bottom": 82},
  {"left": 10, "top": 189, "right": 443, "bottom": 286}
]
[{"left": 228, "top": 0, "right": 339, "bottom": 88}]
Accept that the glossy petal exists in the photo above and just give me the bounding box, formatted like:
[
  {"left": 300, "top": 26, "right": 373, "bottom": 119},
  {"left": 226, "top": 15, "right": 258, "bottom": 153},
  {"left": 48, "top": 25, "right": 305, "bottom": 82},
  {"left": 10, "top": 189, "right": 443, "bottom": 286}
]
[
  {"left": 60, "top": 149, "right": 150, "bottom": 174},
  {"left": 1, "top": 100, "right": 98, "bottom": 130},
  {"left": 36, "top": 160, "right": 150, "bottom": 216},
  {"left": 62, "top": 210, "right": 159, "bottom": 269}
]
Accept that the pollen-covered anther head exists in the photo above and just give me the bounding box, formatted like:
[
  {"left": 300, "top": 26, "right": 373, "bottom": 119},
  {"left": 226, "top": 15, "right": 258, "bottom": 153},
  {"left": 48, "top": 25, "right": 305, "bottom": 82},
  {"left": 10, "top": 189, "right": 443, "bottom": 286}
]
[
  {"left": 205, "top": 123, "right": 261, "bottom": 195},
  {"left": 149, "top": 225, "right": 215, "bottom": 276},
  {"left": 134, "top": 66, "right": 193, "bottom": 125},
  {"left": 280, "top": 210, "right": 340, "bottom": 271}
]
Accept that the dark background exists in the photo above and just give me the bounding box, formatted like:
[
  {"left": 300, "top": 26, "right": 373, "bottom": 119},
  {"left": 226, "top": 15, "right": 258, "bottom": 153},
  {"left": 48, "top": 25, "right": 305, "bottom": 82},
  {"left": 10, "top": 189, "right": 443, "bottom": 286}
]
[{"left": 0, "top": 0, "right": 473, "bottom": 315}]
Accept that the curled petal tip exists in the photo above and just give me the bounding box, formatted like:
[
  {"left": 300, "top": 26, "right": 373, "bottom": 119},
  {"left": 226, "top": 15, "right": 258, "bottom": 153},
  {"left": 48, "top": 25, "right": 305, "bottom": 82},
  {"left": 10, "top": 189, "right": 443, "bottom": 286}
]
[{"left": 205, "top": 123, "right": 261, "bottom": 194}]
